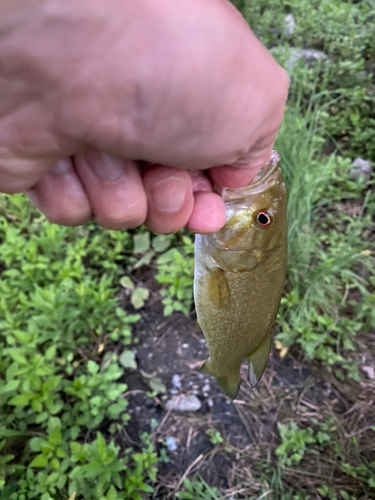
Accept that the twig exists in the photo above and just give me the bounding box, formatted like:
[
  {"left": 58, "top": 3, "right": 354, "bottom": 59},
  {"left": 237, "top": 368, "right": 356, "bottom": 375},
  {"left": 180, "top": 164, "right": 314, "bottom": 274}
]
[
  {"left": 233, "top": 402, "right": 255, "bottom": 443},
  {"left": 175, "top": 453, "right": 204, "bottom": 492}
]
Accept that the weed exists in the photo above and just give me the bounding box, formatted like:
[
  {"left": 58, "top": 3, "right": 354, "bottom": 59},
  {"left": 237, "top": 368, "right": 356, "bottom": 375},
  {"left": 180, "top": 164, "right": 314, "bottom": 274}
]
[
  {"left": 0, "top": 194, "right": 157, "bottom": 499},
  {"left": 155, "top": 235, "right": 195, "bottom": 315},
  {"left": 176, "top": 478, "right": 221, "bottom": 500}
]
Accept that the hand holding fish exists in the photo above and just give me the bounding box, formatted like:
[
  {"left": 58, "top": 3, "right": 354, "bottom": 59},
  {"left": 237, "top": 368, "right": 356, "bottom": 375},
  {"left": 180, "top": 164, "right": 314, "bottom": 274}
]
[{"left": 0, "top": 0, "right": 288, "bottom": 234}]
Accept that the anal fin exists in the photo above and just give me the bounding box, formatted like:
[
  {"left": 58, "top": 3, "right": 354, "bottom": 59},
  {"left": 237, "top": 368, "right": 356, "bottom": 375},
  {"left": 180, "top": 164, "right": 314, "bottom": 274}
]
[
  {"left": 247, "top": 335, "right": 272, "bottom": 388},
  {"left": 200, "top": 358, "right": 241, "bottom": 400}
]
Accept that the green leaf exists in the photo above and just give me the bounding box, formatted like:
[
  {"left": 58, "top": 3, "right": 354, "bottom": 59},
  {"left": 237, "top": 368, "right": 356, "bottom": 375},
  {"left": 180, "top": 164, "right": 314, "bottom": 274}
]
[
  {"left": 0, "top": 379, "right": 20, "bottom": 395},
  {"left": 152, "top": 235, "right": 172, "bottom": 253},
  {"left": 119, "top": 350, "right": 137, "bottom": 370},
  {"left": 29, "top": 454, "right": 48, "bottom": 468},
  {"left": 9, "top": 350, "right": 28, "bottom": 365},
  {"left": 120, "top": 276, "right": 134, "bottom": 290},
  {"left": 48, "top": 427, "right": 62, "bottom": 446},
  {"left": 43, "top": 375, "right": 62, "bottom": 392},
  {"left": 106, "top": 485, "right": 118, "bottom": 500},
  {"left": 56, "top": 447, "right": 66, "bottom": 458},
  {"left": 45, "top": 345, "right": 56, "bottom": 361},
  {"left": 13, "top": 330, "right": 33, "bottom": 343},
  {"left": 96, "top": 432, "right": 107, "bottom": 461},
  {"left": 31, "top": 398, "right": 43, "bottom": 412},
  {"left": 29, "top": 437, "right": 43, "bottom": 452},
  {"left": 131, "top": 287, "right": 149, "bottom": 309},
  {"left": 8, "top": 393, "right": 31, "bottom": 406},
  {"left": 133, "top": 232, "right": 150, "bottom": 254},
  {"left": 87, "top": 360, "right": 99, "bottom": 375},
  {"left": 132, "top": 250, "right": 154, "bottom": 270},
  {"left": 148, "top": 377, "right": 167, "bottom": 395},
  {"left": 50, "top": 458, "right": 60, "bottom": 470}
]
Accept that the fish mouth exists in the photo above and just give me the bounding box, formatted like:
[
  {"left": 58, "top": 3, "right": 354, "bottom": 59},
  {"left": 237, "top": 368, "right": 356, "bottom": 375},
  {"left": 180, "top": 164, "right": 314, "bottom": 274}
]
[{"left": 219, "top": 150, "right": 281, "bottom": 202}]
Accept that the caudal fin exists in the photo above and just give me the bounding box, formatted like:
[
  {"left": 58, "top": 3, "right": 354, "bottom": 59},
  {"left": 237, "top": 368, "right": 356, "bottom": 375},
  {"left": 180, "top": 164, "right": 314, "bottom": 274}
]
[
  {"left": 200, "top": 359, "right": 241, "bottom": 399},
  {"left": 247, "top": 335, "right": 271, "bottom": 388}
]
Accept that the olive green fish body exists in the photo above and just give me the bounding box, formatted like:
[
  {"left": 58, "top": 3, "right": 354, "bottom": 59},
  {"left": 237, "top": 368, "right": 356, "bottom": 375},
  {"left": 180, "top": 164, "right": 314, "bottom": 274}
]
[{"left": 194, "top": 152, "right": 287, "bottom": 398}]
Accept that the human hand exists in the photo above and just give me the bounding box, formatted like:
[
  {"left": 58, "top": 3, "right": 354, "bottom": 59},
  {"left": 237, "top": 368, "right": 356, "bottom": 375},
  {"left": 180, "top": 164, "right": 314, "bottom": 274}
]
[{"left": 0, "top": 0, "right": 288, "bottom": 234}]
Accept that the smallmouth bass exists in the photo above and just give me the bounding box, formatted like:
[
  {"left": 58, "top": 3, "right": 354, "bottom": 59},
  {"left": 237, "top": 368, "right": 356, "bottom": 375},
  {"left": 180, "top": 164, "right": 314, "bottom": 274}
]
[{"left": 194, "top": 151, "right": 287, "bottom": 399}]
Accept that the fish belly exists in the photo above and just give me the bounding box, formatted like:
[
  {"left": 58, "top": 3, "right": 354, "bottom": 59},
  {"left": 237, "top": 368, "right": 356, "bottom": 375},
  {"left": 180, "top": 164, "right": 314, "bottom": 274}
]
[{"left": 194, "top": 234, "right": 286, "bottom": 395}]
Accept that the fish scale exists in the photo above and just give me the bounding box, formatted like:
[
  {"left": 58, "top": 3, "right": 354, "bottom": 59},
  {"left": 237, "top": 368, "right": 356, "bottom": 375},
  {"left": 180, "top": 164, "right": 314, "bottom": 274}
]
[{"left": 194, "top": 151, "right": 287, "bottom": 399}]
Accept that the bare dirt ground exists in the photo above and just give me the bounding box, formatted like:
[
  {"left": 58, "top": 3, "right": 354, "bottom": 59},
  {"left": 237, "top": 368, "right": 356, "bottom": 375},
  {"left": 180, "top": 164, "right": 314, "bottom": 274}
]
[{"left": 115, "top": 283, "right": 375, "bottom": 499}]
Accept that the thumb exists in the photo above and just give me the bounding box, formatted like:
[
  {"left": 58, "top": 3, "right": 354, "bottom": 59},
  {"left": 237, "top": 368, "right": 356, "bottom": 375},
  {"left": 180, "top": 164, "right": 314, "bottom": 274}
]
[{"left": 0, "top": 156, "right": 55, "bottom": 193}]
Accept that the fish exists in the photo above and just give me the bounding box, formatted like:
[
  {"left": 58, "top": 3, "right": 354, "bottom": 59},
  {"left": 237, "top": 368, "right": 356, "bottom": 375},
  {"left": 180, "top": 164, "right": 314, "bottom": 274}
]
[{"left": 194, "top": 151, "right": 287, "bottom": 399}]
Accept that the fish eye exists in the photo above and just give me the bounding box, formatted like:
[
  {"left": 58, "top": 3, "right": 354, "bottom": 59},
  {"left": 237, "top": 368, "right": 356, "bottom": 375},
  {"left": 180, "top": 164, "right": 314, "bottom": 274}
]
[{"left": 256, "top": 211, "right": 272, "bottom": 228}]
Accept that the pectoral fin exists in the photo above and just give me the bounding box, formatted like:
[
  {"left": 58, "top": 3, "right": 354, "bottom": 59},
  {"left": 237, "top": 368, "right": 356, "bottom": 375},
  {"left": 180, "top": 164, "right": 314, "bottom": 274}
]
[
  {"left": 206, "top": 268, "right": 231, "bottom": 305},
  {"left": 247, "top": 335, "right": 272, "bottom": 388},
  {"left": 200, "top": 358, "right": 241, "bottom": 400}
]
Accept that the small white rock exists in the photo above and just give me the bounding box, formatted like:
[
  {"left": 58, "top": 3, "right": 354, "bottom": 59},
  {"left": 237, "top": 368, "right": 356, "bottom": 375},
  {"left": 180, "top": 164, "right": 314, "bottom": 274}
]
[
  {"left": 165, "top": 436, "right": 178, "bottom": 452},
  {"left": 171, "top": 374, "right": 181, "bottom": 389},
  {"left": 283, "top": 14, "right": 296, "bottom": 35},
  {"left": 202, "top": 384, "right": 210, "bottom": 394},
  {"left": 276, "top": 47, "right": 329, "bottom": 72},
  {"left": 361, "top": 365, "right": 375, "bottom": 380},
  {"left": 165, "top": 395, "right": 202, "bottom": 412},
  {"left": 350, "top": 158, "right": 373, "bottom": 183}
]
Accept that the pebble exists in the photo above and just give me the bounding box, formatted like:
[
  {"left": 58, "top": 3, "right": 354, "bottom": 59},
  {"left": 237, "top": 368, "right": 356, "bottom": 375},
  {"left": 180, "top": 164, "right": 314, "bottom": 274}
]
[
  {"left": 361, "top": 365, "right": 375, "bottom": 380},
  {"left": 165, "top": 436, "right": 178, "bottom": 452},
  {"left": 171, "top": 374, "right": 182, "bottom": 389},
  {"left": 202, "top": 384, "right": 210, "bottom": 395},
  {"left": 275, "top": 47, "right": 329, "bottom": 72},
  {"left": 170, "top": 388, "right": 179, "bottom": 395},
  {"left": 283, "top": 14, "right": 296, "bottom": 35},
  {"left": 181, "top": 343, "right": 189, "bottom": 349},
  {"left": 350, "top": 157, "right": 373, "bottom": 183},
  {"left": 207, "top": 398, "right": 214, "bottom": 408},
  {"left": 165, "top": 395, "right": 202, "bottom": 412}
]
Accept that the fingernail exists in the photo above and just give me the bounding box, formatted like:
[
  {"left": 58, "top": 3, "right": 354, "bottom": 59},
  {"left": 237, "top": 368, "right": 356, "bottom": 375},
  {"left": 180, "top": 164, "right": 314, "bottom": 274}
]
[
  {"left": 50, "top": 159, "right": 71, "bottom": 174},
  {"left": 86, "top": 151, "right": 125, "bottom": 181},
  {"left": 150, "top": 177, "right": 187, "bottom": 213}
]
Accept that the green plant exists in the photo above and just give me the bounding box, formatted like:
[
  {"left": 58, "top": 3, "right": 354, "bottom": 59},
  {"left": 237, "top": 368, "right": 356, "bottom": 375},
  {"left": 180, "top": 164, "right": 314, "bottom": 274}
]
[
  {"left": 155, "top": 235, "right": 195, "bottom": 315},
  {"left": 205, "top": 429, "right": 224, "bottom": 446},
  {"left": 0, "top": 194, "right": 157, "bottom": 499},
  {"left": 237, "top": 0, "right": 375, "bottom": 162},
  {"left": 273, "top": 103, "right": 374, "bottom": 374},
  {"left": 176, "top": 478, "right": 221, "bottom": 500},
  {"left": 276, "top": 421, "right": 316, "bottom": 466}
]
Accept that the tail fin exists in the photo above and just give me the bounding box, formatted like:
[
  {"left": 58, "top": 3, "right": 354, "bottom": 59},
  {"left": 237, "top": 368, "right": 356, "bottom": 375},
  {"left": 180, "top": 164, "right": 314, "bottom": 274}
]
[
  {"left": 200, "top": 358, "right": 241, "bottom": 400},
  {"left": 247, "top": 335, "right": 271, "bottom": 388}
]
